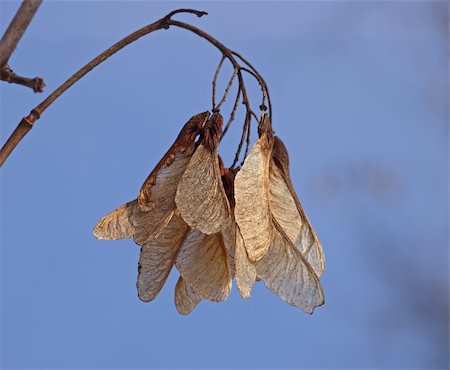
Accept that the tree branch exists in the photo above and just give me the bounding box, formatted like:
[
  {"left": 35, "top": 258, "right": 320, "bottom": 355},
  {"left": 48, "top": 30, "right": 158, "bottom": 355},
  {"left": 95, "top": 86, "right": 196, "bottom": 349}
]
[
  {"left": 0, "top": 8, "right": 269, "bottom": 168},
  {"left": 0, "top": 64, "right": 45, "bottom": 92},
  {"left": 0, "top": 0, "right": 44, "bottom": 92}
]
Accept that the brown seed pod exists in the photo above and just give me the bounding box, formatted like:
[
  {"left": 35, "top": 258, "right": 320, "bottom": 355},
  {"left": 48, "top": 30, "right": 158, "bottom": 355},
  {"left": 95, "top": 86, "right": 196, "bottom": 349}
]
[
  {"left": 234, "top": 116, "right": 274, "bottom": 261},
  {"left": 137, "top": 213, "right": 190, "bottom": 302},
  {"left": 174, "top": 276, "right": 202, "bottom": 315},
  {"left": 220, "top": 164, "right": 256, "bottom": 299},
  {"left": 133, "top": 111, "right": 210, "bottom": 245},
  {"left": 175, "top": 112, "right": 230, "bottom": 235},
  {"left": 270, "top": 136, "right": 325, "bottom": 277},
  {"left": 235, "top": 118, "right": 324, "bottom": 312},
  {"left": 175, "top": 228, "right": 232, "bottom": 302},
  {"left": 254, "top": 219, "right": 324, "bottom": 314},
  {"left": 234, "top": 225, "right": 257, "bottom": 299},
  {"left": 93, "top": 199, "right": 137, "bottom": 240},
  {"left": 93, "top": 112, "right": 209, "bottom": 245}
]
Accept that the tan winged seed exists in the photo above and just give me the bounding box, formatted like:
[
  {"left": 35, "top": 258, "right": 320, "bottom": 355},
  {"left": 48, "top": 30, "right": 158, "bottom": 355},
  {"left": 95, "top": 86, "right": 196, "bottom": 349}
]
[
  {"left": 174, "top": 276, "right": 202, "bottom": 315},
  {"left": 93, "top": 199, "right": 137, "bottom": 240},
  {"left": 176, "top": 229, "right": 232, "bottom": 302},
  {"left": 137, "top": 213, "right": 190, "bottom": 302},
  {"left": 271, "top": 136, "right": 325, "bottom": 277},
  {"left": 255, "top": 219, "right": 324, "bottom": 314},
  {"left": 234, "top": 119, "right": 274, "bottom": 261},
  {"left": 175, "top": 113, "right": 230, "bottom": 235}
]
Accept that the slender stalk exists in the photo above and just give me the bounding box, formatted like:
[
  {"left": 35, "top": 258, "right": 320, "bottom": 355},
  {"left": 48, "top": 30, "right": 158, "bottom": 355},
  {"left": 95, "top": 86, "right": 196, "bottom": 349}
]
[
  {"left": 0, "top": 64, "right": 45, "bottom": 92},
  {"left": 241, "top": 67, "right": 266, "bottom": 114},
  {"left": 232, "top": 50, "right": 272, "bottom": 120},
  {"left": 0, "top": 0, "right": 44, "bottom": 91},
  {"left": 212, "top": 55, "right": 225, "bottom": 109},
  {"left": 242, "top": 112, "right": 253, "bottom": 165},
  {"left": 221, "top": 85, "right": 241, "bottom": 140},
  {"left": 215, "top": 70, "right": 237, "bottom": 111},
  {"left": 0, "top": 8, "right": 269, "bottom": 168},
  {"left": 231, "top": 111, "right": 251, "bottom": 169}
]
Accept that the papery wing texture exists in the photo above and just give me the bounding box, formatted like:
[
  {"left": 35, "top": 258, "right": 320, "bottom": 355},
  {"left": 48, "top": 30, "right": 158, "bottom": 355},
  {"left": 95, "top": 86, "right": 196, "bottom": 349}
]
[
  {"left": 234, "top": 129, "right": 273, "bottom": 261},
  {"left": 175, "top": 145, "right": 230, "bottom": 235},
  {"left": 175, "top": 113, "right": 230, "bottom": 235},
  {"left": 271, "top": 136, "right": 325, "bottom": 277},
  {"left": 234, "top": 226, "right": 257, "bottom": 299},
  {"left": 174, "top": 276, "right": 202, "bottom": 315},
  {"left": 176, "top": 229, "right": 232, "bottom": 302},
  {"left": 137, "top": 214, "right": 190, "bottom": 302},
  {"left": 255, "top": 220, "right": 324, "bottom": 314},
  {"left": 220, "top": 220, "right": 236, "bottom": 275},
  {"left": 133, "top": 112, "right": 209, "bottom": 245},
  {"left": 93, "top": 200, "right": 137, "bottom": 240}
]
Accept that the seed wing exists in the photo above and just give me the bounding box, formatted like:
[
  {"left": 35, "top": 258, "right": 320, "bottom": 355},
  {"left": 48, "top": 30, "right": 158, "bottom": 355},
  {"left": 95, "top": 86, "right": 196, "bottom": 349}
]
[
  {"left": 174, "top": 276, "right": 202, "bottom": 315},
  {"left": 133, "top": 112, "right": 209, "bottom": 245},
  {"left": 137, "top": 214, "right": 190, "bottom": 302},
  {"left": 271, "top": 136, "right": 325, "bottom": 277},
  {"left": 93, "top": 199, "right": 137, "bottom": 240},
  {"left": 175, "top": 145, "right": 230, "bottom": 235},
  {"left": 234, "top": 225, "right": 257, "bottom": 299},
  {"left": 176, "top": 229, "right": 232, "bottom": 302},
  {"left": 175, "top": 113, "right": 230, "bottom": 235},
  {"left": 255, "top": 219, "right": 324, "bottom": 314},
  {"left": 234, "top": 134, "right": 273, "bottom": 261}
]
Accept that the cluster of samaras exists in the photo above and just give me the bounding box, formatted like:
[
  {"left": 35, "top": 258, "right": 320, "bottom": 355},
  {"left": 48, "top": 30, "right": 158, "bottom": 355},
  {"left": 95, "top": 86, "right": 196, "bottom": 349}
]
[{"left": 94, "top": 111, "right": 325, "bottom": 314}]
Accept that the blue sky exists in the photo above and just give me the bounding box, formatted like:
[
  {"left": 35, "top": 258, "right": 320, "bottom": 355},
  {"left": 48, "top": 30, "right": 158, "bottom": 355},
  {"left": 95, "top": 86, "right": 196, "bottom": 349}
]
[{"left": 1, "top": 1, "right": 448, "bottom": 369}]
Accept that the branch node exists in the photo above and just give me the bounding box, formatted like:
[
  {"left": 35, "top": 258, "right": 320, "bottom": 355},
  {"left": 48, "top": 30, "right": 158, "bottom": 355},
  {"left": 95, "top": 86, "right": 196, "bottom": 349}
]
[
  {"left": 30, "top": 108, "right": 41, "bottom": 120},
  {"left": 0, "top": 64, "right": 46, "bottom": 93}
]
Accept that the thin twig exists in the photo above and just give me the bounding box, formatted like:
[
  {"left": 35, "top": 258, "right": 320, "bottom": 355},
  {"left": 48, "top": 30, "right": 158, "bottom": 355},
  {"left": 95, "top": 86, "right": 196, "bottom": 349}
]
[
  {"left": 242, "top": 111, "right": 254, "bottom": 165},
  {"left": 212, "top": 55, "right": 225, "bottom": 109},
  {"left": 215, "top": 69, "right": 237, "bottom": 111},
  {"left": 0, "top": 64, "right": 45, "bottom": 92},
  {"left": 221, "top": 85, "right": 241, "bottom": 140},
  {"left": 169, "top": 20, "right": 253, "bottom": 118},
  {"left": 232, "top": 50, "right": 272, "bottom": 120},
  {"left": 164, "top": 9, "right": 208, "bottom": 19},
  {"left": 0, "top": 0, "right": 44, "bottom": 92},
  {"left": 231, "top": 111, "right": 251, "bottom": 169},
  {"left": 240, "top": 67, "right": 266, "bottom": 113}
]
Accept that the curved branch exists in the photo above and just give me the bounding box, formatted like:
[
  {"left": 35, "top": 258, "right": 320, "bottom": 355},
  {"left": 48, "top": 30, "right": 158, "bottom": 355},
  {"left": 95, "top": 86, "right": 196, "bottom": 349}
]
[{"left": 0, "top": 8, "right": 268, "bottom": 168}]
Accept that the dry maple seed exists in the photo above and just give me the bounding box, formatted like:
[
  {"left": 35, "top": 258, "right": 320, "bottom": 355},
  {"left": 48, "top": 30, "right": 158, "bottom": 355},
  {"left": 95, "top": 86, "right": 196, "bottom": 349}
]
[{"left": 91, "top": 9, "right": 325, "bottom": 315}]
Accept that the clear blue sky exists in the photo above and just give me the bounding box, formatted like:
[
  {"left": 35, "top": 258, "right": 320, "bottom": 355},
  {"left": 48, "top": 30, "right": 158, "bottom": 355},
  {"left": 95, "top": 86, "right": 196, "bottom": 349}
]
[{"left": 1, "top": 1, "right": 448, "bottom": 369}]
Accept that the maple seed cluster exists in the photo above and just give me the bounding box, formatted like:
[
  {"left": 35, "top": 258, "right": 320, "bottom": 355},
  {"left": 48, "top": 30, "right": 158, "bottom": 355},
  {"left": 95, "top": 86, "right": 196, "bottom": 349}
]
[{"left": 93, "top": 111, "right": 325, "bottom": 314}]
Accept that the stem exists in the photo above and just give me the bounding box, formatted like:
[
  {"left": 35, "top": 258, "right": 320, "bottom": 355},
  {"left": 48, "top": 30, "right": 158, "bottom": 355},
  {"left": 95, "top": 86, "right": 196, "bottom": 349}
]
[
  {"left": 231, "top": 111, "right": 251, "bottom": 169},
  {"left": 0, "top": 8, "right": 269, "bottom": 168},
  {"left": 0, "top": 0, "right": 44, "bottom": 92},
  {"left": 212, "top": 55, "right": 225, "bottom": 109},
  {"left": 221, "top": 85, "right": 241, "bottom": 139},
  {"left": 0, "top": 64, "right": 45, "bottom": 92},
  {"left": 241, "top": 67, "right": 266, "bottom": 117},
  {"left": 0, "top": 0, "right": 42, "bottom": 66},
  {"left": 232, "top": 50, "right": 272, "bottom": 120},
  {"left": 215, "top": 70, "right": 237, "bottom": 111},
  {"left": 242, "top": 113, "right": 252, "bottom": 165}
]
